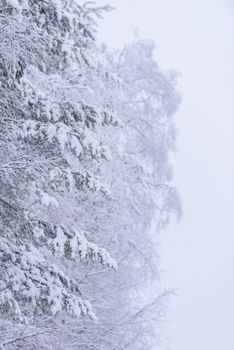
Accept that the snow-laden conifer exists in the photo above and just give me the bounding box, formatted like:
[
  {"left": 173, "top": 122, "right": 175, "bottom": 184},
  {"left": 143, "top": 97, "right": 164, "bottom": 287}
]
[{"left": 0, "top": 0, "right": 117, "bottom": 324}]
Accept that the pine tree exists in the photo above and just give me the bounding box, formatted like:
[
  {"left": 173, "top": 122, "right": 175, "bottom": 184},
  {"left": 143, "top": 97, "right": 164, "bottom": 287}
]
[{"left": 0, "top": 0, "right": 117, "bottom": 325}]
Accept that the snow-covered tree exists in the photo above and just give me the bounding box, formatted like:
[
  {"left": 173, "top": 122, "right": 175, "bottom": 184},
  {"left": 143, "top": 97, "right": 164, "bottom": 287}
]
[
  {"left": 0, "top": 0, "right": 117, "bottom": 325},
  {"left": 67, "top": 39, "right": 181, "bottom": 350},
  {"left": 0, "top": 1, "right": 180, "bottom": 349}
]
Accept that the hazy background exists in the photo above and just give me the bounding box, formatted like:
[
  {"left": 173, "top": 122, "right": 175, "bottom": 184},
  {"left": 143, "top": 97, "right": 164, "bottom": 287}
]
[{"left": 98, "top": 0, "right": 234, "bottom": 349}]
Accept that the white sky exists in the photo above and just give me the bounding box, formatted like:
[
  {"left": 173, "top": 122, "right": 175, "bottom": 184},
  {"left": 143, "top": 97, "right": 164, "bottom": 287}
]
[{"left": 97, "top": 1, "right": 234, "bottom": 349}]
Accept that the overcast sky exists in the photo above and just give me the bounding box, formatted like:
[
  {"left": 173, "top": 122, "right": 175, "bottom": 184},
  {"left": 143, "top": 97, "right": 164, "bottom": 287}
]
[{"left": 98, "top": 0, "right": 234, "bottom": 349}]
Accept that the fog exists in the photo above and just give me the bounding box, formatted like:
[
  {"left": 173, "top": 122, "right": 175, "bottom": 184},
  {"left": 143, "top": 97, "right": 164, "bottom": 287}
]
[{"left": 98, "top": 1, "right": 234, "bottom": 349}]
